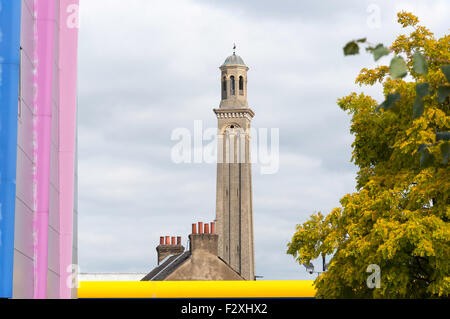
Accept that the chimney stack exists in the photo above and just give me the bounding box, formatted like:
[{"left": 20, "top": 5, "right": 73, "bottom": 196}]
[
  {"left": 156, "top": 234, "right": 185, "bottom": 265},
  {"left": 189, "top": 221, "right": 219, "bottom": 256}
]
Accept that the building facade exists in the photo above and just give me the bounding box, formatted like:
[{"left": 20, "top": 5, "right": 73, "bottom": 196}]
[
  {"left": 143, "top": 222, "right": 244, "bottom": 281},
  {"left": 0, "top": 0, "right": 80, "bottom": 299}
]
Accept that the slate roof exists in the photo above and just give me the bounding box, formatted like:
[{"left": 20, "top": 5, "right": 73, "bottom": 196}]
[{"left": 141, "top": 251, "right": 191, "bottom": 281}]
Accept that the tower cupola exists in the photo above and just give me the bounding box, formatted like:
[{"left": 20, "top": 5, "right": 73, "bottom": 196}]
[{"left": 219, "top": 47, "right": 249, "bottom": 109}]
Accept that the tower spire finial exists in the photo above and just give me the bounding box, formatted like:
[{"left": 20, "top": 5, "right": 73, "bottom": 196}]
[{"left": 233, "top": 43, "right": 236, "bottom": 55}]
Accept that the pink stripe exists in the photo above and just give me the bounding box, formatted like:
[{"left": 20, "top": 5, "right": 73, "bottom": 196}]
[
  {"left": 58, "top": 0, "right": 79, "bottom": 299},
  {"left": 33, "top": 0, "right": 56, "bottom": 299}
]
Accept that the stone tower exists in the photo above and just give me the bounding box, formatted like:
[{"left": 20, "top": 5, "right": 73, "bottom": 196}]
[{"left": 214, "top": 50, "right": 255, "bottom": 281}]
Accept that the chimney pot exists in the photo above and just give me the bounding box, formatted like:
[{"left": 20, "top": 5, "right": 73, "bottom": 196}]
[
  {"left": 211, "top": 222, "right": 215, "bottom": 234},
  {"left": 177, "top": 236, "right": 181, "bottom": 245},
  {"left": 160, "top": 236, "right": 164, "bottom": 245},
  {"left": 192, "top": 223, "right": 197, "bottom": 234},
  {"left": 198, "top": 222, "right": 203, "bottom": 234},
  {"left": 165, "top": 236, "right": 170, "bottom": 245},
  {"left": 204, "top": 223, "right": 209, "bottom": 234},
  {"left": 171, "top": 236, "right": 176, "bottom": 245}
]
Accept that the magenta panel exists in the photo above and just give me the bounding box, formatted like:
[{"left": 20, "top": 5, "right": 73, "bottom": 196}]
[
  {"left": 57, "top": 0, "right": 79, "bottom": 299},
  {"left": 33, "top": 0, "right": 56, "bottom": 299}
]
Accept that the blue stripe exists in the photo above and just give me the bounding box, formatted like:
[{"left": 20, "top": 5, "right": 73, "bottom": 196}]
[{"left": 0, "top": 0, "right": 22, "bottom": 298}]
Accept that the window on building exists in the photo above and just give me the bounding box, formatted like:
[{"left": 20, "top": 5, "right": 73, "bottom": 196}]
[
  {"left": 239, "top": 76, "right": 244, "bottom": 95},
  {"left": 222, "top": 77, "right": 227, "bottom": 99},
  {"left": 230, "top": 76, "right": 235, "bottom": 95}
]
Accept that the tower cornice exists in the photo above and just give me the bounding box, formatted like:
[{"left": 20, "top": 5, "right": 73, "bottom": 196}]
[
  {"left": 213, "top": 108, "right": 255, "bottom": 120},
  {"left": 220, "top": 64, "right": 249, "bottom": 72}
]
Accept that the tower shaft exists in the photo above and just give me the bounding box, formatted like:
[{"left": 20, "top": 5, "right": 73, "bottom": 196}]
[{"left": 214, "top": 53, "right": 255, "bottom": 280}]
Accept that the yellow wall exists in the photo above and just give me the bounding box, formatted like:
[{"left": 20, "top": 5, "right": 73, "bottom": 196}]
[{"left": 78, "top": 281, "right": 315, "bottom": 298}]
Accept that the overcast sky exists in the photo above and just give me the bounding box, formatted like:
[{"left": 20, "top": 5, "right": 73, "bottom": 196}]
[{"left": 77, "top": 0, "right": 449, "bottom": 279}]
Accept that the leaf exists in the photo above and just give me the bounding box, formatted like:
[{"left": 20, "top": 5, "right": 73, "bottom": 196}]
[
  {"left": 373, "top": 44, "right": 390, "bottom": 61},
  {"left": 343, "top": 41, "right": 359, "bottom": 55},
  {"left": 437, "top": 85, "right": 450, "bottom": 103},
  {"left": 417, "top": 143, "right": 429, "bottom": 152},
  {"left": 376, "top": 93, "right": 401, "bottom": 112},
  {"left": 441, "top": 65, "right": 450, "bottom": 82},
  {"left": 419, "top": 146, "right": 434, "bottom": 167},
  {"left": 436, "top": 132, "right": 450, "bottom": 141},
  {"left": 415, "top": 82, "right": 430, "bottom": 98},
  {"left": 390, "top": 56, "right": 408, "bottom": 79},
  {"left": 440, "top": 142, "right": 450, "bottom": 165},
  {"left": 356, "top": 38, "right": 367, "bottom": 43},
  {"left": 412, "top": 51, "right": 428, "bottom": 75},
  {"left": 383, "top": 92, "right": 401, "bottom": 111},
  {"left": 412, "top": 97, "right": 424, "bottom": 119}
]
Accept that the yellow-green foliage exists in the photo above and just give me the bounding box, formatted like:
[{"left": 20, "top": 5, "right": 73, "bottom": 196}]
[{"left": 287, "top": 12, "right": 449, "bottom": 298}]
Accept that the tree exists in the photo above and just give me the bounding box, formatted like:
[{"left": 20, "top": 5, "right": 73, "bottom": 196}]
[{"left": 287, "top": 12, "right": 449, "bottom": 298}]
